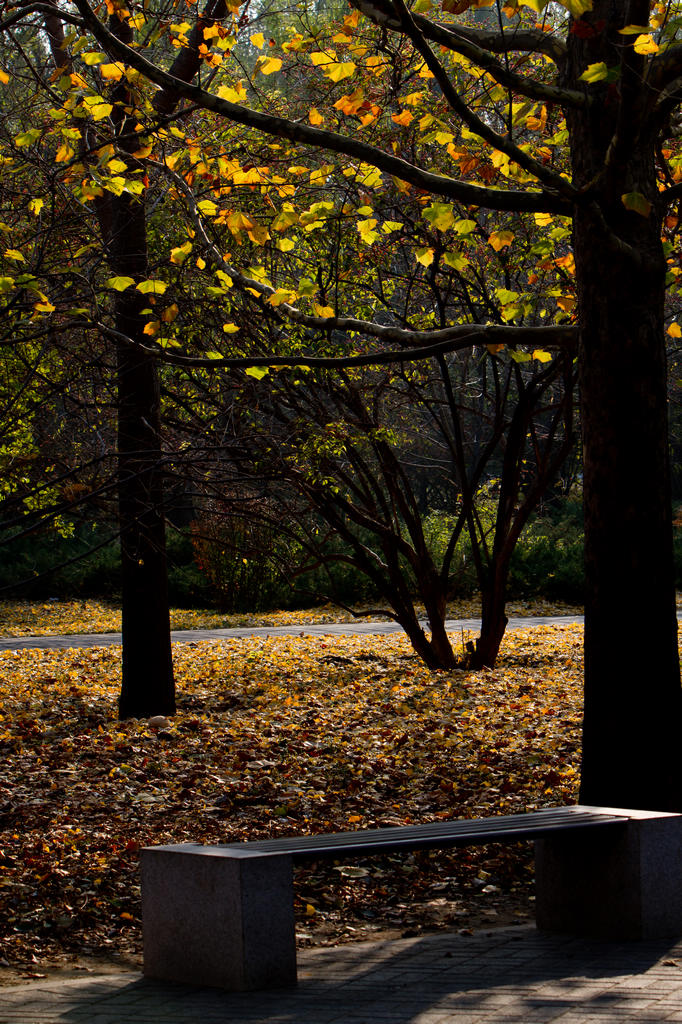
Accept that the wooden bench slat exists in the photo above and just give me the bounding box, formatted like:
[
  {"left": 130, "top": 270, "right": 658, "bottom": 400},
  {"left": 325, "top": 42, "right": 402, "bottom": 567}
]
[{"left": 221, "top": 808, "right": 628, "bottom": 860}]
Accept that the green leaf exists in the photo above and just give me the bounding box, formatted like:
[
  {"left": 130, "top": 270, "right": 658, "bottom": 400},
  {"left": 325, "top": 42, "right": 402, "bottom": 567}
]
[
  {"left": 443, "top": 252, "right": 469, "bottom": 271},
  {"left": 14, "top": 129, "right": 41, "bottom": 147},
  {"left": 617, "top": 23, "right": 652, "bottom": 34},
  {"left": 579, "top": 62, "right": 609, "bottom": 83},
  {"left": 621, "top": 191, "right": 652, "bottom": 217},
  {"left": 106, "top": 276, "right": 135, "bottom": 291},
  {"left": 136, "top": 279, "right": 168, "bottom": 295},
  {"left": 423, "top": 203, "right": 455, "bottom": 231}
]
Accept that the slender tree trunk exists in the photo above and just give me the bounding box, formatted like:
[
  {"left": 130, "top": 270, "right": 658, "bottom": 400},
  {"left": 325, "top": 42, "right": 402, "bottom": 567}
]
[
  {"left": 109, "top": 17, "right": 175, "bottom": 718},
  {"left": 565, "top": 9, "right": 682, "bottom": 809},
  {"left": 116, "top": 290, "right": 175, "bottom": 718}
]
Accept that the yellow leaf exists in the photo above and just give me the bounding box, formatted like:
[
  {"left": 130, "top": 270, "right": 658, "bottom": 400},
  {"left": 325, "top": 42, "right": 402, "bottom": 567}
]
[
  {"left": 217, "top": 82, "right": 247, "bottom": 103},
  {"left": 668, "top": 323, "right": 682, "bottom": 338},
  {"left": 416, "top": 247, "right": 435, "bottom": 266},
  {"left": 391, "top": 109, "right": 413, "bottom": 127},
  {"left": 107, "top": 276, "right": 135, "bottom": 291},
  {"left": 309, "top": 107, "right": 324, "bottom": 125},
  {"left": 532, "top": 349, "right": 552, "bottom": 362},
  {"left": 310, "top": 50, "right": 335, "bottom": 67},
  {"left": 534, "top": 212, "right": 553, "bottom": 227},
  {"left": 313, "top": 302, "right": 335, "bottom": 317},
  {"left": 633, "top": 34, "right": 659, "bottom": 54},
  {"left": 170, "top": 241, "right": 192, "bottom": 265},
  {"left": 267, "top": 287, "right": 295, "bottom": 306},
  {"left": 99, "top": 63, "right": 125, "bottom": 81},
  {"left": 326, "top": 61, "right": 356, "bottom": 83},
  {"left": 4, "top": 249, "right": 24, "bottom": 262},
  {"left": 34, "top": 300, "right": 55, "bottom": 313},
  {"left": 357, "top": 218, "right": 379, "bottom": 246},
  {"left": 556, "top": 0, "right": 592, "bottom": 15},
  {"left": 305, "top": 904, "right": 316, "bottom": 917},
  {"left": 222, "top": 322, "right": 239, "bottom": 332},
  {"left": 258, "top": 56, "right": 282, "bottom": 75},
  {"left": 0, "top": 69, "right": 9, "bottom": 84},
  {"left": 488, "top": 230, "right": 514, "bottom": 251},
  {"left": 618, "top": 24, "right": 654, "bottom": 34},
  {"left": 90, "top": 103, "right": 113, "bottom": 121},
  {"left": 250, "top": 32, "right": 265, "bottom": 48},
  {"left": 143, "top": 320, "right": 160, "bottom": 336},
  {"left": 28, "top": 198, "right": 44, "bottom": 216},
  {"left": 277, "top": 238, "right": 295, "bottom": 252}
]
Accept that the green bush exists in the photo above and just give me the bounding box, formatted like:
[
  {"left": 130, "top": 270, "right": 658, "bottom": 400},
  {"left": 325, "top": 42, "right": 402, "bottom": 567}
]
[{"left": 508, "top": 500, "right": 585, "bottom": 603}]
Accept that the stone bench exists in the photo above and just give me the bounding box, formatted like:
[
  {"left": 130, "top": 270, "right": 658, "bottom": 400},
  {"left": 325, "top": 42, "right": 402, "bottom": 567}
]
[{"left": 141, "top": 805, "right": 682, "bottom": 990}]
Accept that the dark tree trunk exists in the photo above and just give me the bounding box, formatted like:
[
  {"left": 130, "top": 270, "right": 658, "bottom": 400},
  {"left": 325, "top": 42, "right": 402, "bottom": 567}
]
[
  {"left": 470, "top": 574, "right": 508, "bottom": 670},
  {"left": 116, "top": 291, "right": 175, "bottom": 719},
  {"left": 109, "top": 19, "right": 175, "bottom": 719},
  {"left": 565, "top": 6, "right": 682, "bottom": 809}
]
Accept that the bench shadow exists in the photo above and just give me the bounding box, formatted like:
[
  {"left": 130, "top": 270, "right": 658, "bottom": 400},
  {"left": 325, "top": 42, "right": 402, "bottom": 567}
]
[{"left": 53, "top": 926, "right": 682, "bottom": 1023}]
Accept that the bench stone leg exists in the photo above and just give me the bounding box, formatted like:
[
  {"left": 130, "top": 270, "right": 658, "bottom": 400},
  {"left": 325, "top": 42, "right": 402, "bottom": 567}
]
[
  {"left": 535, "top": 807, "right": 682, "bottom": 939},
  {"left": 141, "top": 845, "right": 297, "bottom": 990}
]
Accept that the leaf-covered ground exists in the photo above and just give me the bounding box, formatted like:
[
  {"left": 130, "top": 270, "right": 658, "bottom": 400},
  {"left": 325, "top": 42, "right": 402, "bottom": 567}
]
[
  {"left": 0, "top": 623, "right": 587, "bottom": 979},
  {"left": 0, "top": 598, "right": 583, "bottom": 637}
]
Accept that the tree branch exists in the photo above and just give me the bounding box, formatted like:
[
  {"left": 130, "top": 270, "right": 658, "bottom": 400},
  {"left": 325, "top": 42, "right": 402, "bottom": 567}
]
[
  {"left": 390, "top": 0, "right": 578, "bottom": 198},
  {"left": 70, "top": 0, "right": 573, "bottom": 215}
]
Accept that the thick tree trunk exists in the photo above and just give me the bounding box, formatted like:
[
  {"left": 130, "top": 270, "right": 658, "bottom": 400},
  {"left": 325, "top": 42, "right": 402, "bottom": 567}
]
[
  {"left": 565, "top": 9, "right": 682, "bottom": 809},
  {"left": 116, "top": 296, "right": 175, "bottom": 719},
  {"left": 575, "top": 207, "right": 681, "bottom": 809}
]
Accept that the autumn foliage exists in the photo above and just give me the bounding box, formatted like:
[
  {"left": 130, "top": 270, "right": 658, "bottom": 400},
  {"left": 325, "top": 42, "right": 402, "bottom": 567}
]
[{"left": 0, "top": 623, "right": 586, "bottom": 969}]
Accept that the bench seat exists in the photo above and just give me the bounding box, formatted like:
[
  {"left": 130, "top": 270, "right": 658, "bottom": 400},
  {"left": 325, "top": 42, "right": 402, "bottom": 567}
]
[
  {"left": 141, "top": 805, "right": 682, "bottom": 991},
  {"left": 214, "top": 806, "right": 628, "bottom": 860}
]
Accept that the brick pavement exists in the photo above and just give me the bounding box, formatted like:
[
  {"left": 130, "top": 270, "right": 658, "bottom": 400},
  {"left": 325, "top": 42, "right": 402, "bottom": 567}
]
[{"left": 2, "top": 926, "right": 682, "bottom": 1023}]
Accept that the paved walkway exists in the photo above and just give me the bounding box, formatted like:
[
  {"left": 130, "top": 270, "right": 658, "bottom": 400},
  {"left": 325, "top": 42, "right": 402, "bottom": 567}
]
[
  {"left": 3, "top": 926, "right": 682, "bottom": 1022},
  {"left": 0, "top": 615, "right": 585, "bottom": 650}
]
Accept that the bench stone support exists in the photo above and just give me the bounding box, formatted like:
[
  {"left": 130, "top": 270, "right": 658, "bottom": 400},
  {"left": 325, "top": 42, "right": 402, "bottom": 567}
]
[
  {"left": 535, "top": 807, "right": 682, "bottom": 939},
  {"left": 141, "top": 844, "right": 297, "bottom": 990}
]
